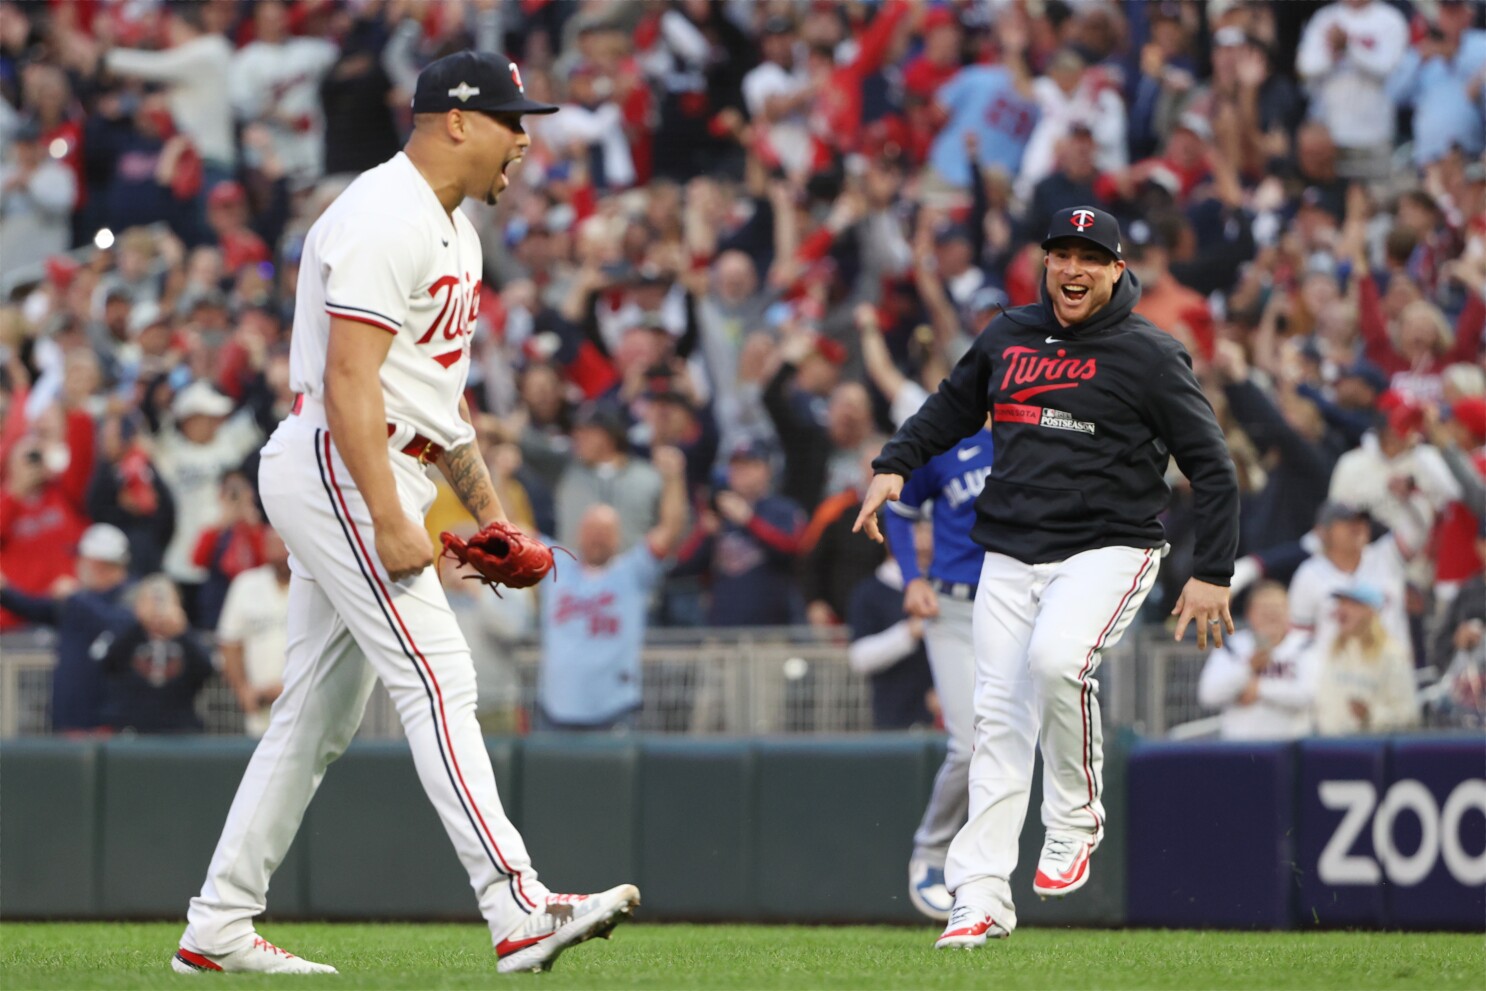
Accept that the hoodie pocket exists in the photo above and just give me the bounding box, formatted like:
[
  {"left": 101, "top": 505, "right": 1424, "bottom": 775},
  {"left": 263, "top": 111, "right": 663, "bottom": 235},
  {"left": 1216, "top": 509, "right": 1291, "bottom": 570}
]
[{"left": 983, "top": 479, "right": 1091, "bottom": 532}]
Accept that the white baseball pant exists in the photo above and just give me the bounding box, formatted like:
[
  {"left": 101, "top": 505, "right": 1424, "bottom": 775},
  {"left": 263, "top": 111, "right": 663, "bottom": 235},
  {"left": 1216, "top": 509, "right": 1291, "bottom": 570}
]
[
  {"left": 945, "top": 545, "right": 1159, "bottom": 931},
  {"left": 183, "top": 411, "right": 547, "bottom": 953},
  {"left": 912, "top": 594, "right": 975, "bottom": 865}
]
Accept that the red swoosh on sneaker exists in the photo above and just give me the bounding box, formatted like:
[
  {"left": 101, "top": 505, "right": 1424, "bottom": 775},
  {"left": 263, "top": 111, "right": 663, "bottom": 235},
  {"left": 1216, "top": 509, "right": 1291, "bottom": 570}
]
[
  {"left": 174, "top": 950, "right": 223, "bottom": 972},
  {"left": 942, "top": 916, "right": 996, "bottom": 939},
  {"left": 496, "top": 933, "right": 554, "bottom": 957},
  {"left": 1036, "top": 845, "right": 1090, "bottom": 889}
]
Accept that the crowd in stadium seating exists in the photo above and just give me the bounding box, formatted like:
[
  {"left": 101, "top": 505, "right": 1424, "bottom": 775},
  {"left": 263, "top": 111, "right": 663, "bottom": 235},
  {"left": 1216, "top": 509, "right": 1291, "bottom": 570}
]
[{"left": 0, "top": 0, "right": 1483, "bottom": 735}]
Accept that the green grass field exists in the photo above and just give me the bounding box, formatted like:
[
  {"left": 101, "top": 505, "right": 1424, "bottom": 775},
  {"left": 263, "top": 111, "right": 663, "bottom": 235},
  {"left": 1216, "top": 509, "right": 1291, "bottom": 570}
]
[{"left": 1, "top": 922, "right": 1481, "bottom": 990}]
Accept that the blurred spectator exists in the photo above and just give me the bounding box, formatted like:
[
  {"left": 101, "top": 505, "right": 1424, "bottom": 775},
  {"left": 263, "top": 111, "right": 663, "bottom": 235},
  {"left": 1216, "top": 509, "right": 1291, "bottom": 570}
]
[
  {"left": 191, "top": 469, "right": 266, "bottom": 631},
  {"left": 0, "top": 523, "right": 133, "bottom": 733},
  {"left": 847, "top": 520, "right": 934, "bottom": 730},
  {"left": 801, "top": 450, "right": 887, "bottom": 628},
  {"left": 1426, "top": 520, "right": 1486, "bottom": 726},
  {"left": 150, "top": 381, "right": 263, "bottom": 618},
  {"left": 1127, "top": 214, "right": 1214, "bottom": 358},
  {"left": 764, "top": 328, "right": 874, "bottom": 511},
  {"left": 101, "top": 1, "right": 235, "bottom": 184},
  {"left": 1389, "top": 0, "right": 1486, "bottom": 168},
  {"left": 743, "top": 16, "right": 814, "bottom": 180},
  {"left": 216, "top": 525, "right": 289, "bottom": 738},
  {"left": 0, "top": 117, "right": 78, "bottom": 273},
  {"left": 1019, "top": 45, "right": 1127, "bottom": 201},
  {"left": 101, "top": 573, "right": 213, "bottom": 734},
  {"left": 230, "top": 0, "right": 337, "bottom": 186},
  {"left": 87, "top": 401, "right": 174, "bottom": 577},
  {"left": 554, "top": 401, "right": 661, "bottom": 552},
  {"left": 0, "top": 429, "right": 90, "bottom": 630},
  {"left": 1326, "top": 391, "right": 1458, "bottom": 554},
  {"left": 1018, "top": 123, "right": 1098, "bottom": 247},
  {"left": 644, "top": 0, "right": 750, "bottom": 182},
  {"left": 1197, "top": 581, "right": 1316, "bottom": 740},
  {"left": 1214, "top": 339, "right": 1335, "bottom": 550},
  {"left": 319, "top": 6, "right": 401, "bottom": 178},
  {"left": 1296, "top": 0, "right": 1409, "bottom": 179},
  {"left": 537, "top": 447, "right": 687, "bottom": 731},
  {"left": 674, "top": 439, "right": 806, "bottom": 626},
  {"left": 81, "top": 92, "right": 201, "bottom": 240},
  {"left": 1311, "top": 583, "right": 1420, "bottom": 735},
  {"left": 927, "top": 14, "right": 1037, "bottom": 190},
  {"left": 439, "top": 522, "right": 533, "bottom": 736},
  {"left": 1289, "top": 501, "right": 1410, "bottom": 657}
]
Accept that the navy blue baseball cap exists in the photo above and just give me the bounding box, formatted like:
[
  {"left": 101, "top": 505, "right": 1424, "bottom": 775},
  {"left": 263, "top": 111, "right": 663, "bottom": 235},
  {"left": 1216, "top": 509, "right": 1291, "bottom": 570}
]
[
  {"left": 1042, "top": 206, "right": 1123, "bottom": 260},
  {"left": 412, "top": 50, "right": 558, "bottom": 116}
]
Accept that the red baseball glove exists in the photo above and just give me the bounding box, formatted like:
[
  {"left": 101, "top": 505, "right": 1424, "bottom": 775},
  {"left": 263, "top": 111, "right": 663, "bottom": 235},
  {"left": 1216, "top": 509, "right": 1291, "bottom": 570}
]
[{"left": 438, "top": 522, "right": 568, "bottom": 593}]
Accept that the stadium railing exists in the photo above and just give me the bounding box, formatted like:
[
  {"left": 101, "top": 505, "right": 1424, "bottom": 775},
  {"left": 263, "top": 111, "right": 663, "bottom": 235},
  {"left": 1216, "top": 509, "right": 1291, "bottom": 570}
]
[{"left": 0, "top": 623, "right": 1220, "bottom": 739}]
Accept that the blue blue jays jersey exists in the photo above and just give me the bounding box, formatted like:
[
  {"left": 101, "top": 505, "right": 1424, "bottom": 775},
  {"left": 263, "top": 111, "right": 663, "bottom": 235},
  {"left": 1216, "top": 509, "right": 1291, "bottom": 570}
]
[{"left": 884, "top": 428, "right": 995, "bottom": 586}]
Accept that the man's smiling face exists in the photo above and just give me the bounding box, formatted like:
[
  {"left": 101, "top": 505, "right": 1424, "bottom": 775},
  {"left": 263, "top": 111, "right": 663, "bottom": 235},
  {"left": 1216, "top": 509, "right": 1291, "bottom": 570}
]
[{"left": 1043, "top": 241, "right": 1126, "bottom": 327}]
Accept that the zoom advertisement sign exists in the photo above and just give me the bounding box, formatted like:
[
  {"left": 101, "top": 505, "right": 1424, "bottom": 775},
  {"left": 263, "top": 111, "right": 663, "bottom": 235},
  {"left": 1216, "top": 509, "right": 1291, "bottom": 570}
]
[{"left": 1297, "top": 737, "right": 1485, "bottom": 930}]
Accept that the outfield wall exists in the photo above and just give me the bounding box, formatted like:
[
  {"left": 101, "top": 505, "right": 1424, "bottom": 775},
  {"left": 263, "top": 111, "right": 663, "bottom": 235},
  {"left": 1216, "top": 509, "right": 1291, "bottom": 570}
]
[{"left": 1, "top": 734, "right": 1478, "bottom": 930}]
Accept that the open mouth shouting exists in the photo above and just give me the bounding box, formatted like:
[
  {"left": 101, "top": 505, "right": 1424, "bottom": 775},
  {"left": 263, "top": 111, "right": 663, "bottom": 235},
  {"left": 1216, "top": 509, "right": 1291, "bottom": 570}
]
[{"left": 1059, "top": 283, "right": 1090, "bottom": 305}]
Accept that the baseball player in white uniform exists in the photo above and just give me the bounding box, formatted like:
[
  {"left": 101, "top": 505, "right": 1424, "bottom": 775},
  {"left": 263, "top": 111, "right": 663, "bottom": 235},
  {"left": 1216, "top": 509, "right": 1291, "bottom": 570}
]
[
  {"left": 855, "top": 207, "right": 1239, "bottom": 948},
  {"left": 173, "top": 51, "right": 638, "bottom": 976}
]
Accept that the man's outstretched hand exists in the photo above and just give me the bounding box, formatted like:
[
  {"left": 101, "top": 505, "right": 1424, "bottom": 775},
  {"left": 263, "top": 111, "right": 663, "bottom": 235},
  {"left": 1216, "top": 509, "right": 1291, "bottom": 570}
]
[
  {"left": 1172, "top": 578, "right": 1235, "bottom": 649},
  {"left": 852, "top": 473, "right": 905, "bottom": 543}
]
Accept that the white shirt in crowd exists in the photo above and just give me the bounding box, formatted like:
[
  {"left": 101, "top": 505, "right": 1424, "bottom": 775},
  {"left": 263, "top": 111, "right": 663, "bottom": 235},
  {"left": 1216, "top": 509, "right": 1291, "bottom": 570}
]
[
  {"left": 0, "top": 156, "right": 76, "bottom": 274},
  {"left": 1327, "top": 434, "right": 1459, "bottom": 557},
  {"left": 1288, "top": 535, "right": 1410, "bottom": 657},
  {"left": 532, "top": 101, "right": 636, "bottom": 188},
  {"left": 741, "top": 57, "right": 813, "bottom": 177},
  {"left": 1296, "top": 0, "right": 1409, "bottom": 150},
  {"left": 154, "top": 412, "right": 264, "bottom": 584},
  {"left": 1198, "top": 628, "right": 1318, "bottom": 740},
  {"left": 106, "top": 34, "right": 236, "bottom": 167},
  {"left": 230, "top": 35, "right": 338, "bottom": 182},
  {"left": 216, "top": 564, "right": 290, "bottom": 738},
  {"left": 1016, "top": 74, "right": 1127, "bottom": 202},
  {"left": 1312, "top": 635, "right": 1420, "bottom": 736}
]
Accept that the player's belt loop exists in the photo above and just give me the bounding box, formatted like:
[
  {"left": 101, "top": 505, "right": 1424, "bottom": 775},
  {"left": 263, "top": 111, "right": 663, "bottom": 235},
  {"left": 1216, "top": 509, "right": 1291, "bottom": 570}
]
[{"left": 928, "top": 578, "right": 976, "bottom": 602}]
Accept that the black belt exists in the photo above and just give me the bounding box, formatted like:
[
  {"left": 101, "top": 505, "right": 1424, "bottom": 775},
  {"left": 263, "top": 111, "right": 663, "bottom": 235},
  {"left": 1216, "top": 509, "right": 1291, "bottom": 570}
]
[{"left": 928, "top": 578, "right": 976, "bottom": 602}]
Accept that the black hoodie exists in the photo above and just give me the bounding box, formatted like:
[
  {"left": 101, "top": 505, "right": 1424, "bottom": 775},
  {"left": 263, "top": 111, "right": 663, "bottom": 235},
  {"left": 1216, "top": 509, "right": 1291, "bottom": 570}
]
[{"left": 873, "top": 270, "right": 1239, "bottom": 585}]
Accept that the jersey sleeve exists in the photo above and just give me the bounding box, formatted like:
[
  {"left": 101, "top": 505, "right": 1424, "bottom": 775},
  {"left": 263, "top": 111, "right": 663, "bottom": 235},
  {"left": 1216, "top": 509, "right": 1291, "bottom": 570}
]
[{"left": 320, "top": 217, "right": 427, "bottom": 335}]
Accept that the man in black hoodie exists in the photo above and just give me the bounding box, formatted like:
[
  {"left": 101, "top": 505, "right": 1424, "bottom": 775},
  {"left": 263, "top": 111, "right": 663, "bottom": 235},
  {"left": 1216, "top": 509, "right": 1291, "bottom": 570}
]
[{"left": 854, "top": 207, "right": 1239, "bottom": 949}]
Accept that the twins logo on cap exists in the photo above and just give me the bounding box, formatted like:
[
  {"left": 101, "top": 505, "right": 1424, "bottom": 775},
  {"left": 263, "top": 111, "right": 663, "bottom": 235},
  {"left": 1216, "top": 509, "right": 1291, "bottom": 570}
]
[
  {"left": 509, "top": 63, "right": 524, "bottom": 93},
  {"left": 1070, "top": 209, "right": 1097, "bottom": 232}
]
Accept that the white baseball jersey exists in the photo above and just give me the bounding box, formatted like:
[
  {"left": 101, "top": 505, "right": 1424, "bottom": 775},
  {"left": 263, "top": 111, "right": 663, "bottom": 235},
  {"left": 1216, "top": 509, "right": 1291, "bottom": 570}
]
[{"left": 290, "top": 151, "right": 481, "bottom": 451}]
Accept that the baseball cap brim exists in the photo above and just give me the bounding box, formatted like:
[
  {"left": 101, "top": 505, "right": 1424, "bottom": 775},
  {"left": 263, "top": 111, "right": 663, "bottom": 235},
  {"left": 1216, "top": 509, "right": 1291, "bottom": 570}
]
[{"left": 484, "top": 96, "right": 560, "bottom": 115}]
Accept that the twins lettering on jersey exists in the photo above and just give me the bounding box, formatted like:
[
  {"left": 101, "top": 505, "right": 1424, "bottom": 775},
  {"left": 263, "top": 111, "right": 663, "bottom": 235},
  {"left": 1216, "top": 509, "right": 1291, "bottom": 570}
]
[
  {"left": 415, "top": 273, "right": 482, "bottom": 368},
  {"left": 553, "top": 591, "right": 620, "bottom": 637},
  {"left": 327, "top": 271, "right": 480, "bottom": 372},
  {"left": 993, "top": 344, "right": 1098, "bottom": 435}
]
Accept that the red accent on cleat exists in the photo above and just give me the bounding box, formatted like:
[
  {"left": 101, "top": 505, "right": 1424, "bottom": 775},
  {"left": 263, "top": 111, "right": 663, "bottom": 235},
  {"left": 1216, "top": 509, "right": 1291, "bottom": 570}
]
[
  {"left": 496, "top": 933, "right": 554, "bottom": 958},
  {"left": 174, "top": 950, "right": 223, "bottom": 972},
  {"left": 1034, "top": 844, "right": 1091, "bottom": 891}
]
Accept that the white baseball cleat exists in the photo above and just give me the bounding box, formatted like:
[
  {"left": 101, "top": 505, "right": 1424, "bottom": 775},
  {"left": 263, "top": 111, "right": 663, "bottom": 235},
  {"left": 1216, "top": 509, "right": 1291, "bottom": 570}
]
[
  {"left": 908, "top": 858, "right": 953, "bottom": 922},
  {"left": 495, "top": 884, "right": 641, "bottom": 974},
  {"left": 934, "top": 902, "right": 1009, "bottom": 949},
  {"left": 1033, "top": 832, "right": 1097, "bottom": 898},
  {"left": 170, "top": 936, "right": 337, "bottom": 974}
]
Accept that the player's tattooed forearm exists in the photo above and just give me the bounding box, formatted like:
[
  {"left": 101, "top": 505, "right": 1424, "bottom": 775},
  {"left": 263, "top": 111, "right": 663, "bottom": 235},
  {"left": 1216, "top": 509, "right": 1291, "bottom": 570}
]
[{"left": 441, "top": 442, "right": 495, "bottom": 519}]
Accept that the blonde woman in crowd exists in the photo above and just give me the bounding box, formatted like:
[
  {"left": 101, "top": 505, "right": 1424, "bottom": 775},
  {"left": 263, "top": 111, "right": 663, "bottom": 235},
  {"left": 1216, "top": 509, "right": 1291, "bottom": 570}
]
[{"left": 1313, "top": 584, "right": 1420, "bottom": 736}]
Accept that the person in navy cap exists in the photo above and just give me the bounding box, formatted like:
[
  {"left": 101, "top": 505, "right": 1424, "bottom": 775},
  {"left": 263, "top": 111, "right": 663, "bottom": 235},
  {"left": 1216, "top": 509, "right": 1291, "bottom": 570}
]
[{"left": 857, "top": 204, "right": 1238, "bottom": 946}]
